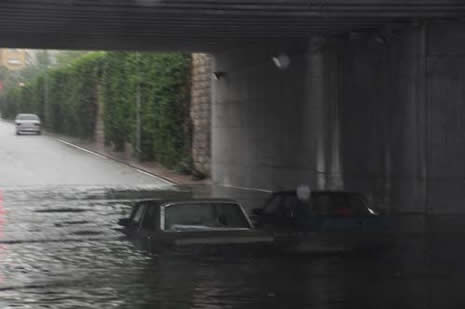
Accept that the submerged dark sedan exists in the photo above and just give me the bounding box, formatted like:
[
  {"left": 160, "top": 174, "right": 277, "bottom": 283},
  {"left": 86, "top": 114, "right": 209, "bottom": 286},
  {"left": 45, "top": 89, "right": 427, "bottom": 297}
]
[
  {"left": 119, "top": 199, "right": 273, "bottom": 253},
  {"left": 252, "top": 191, "right": 391, "bottom": 253}
]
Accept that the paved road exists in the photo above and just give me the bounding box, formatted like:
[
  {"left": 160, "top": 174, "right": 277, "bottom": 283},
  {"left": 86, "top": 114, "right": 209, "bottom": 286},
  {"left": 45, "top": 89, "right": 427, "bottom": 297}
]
[{"left": 0, "top": 120, "right": 170, "bottom": 186}]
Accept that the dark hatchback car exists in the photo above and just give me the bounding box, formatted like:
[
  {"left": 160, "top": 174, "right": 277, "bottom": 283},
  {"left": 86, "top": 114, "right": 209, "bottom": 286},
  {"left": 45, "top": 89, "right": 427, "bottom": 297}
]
[
  {"left": 252, "top": 191, "right": 390, "bottom": 253},
  {"left": 119, "top": 199, "right": 273, "bottom": 254}
]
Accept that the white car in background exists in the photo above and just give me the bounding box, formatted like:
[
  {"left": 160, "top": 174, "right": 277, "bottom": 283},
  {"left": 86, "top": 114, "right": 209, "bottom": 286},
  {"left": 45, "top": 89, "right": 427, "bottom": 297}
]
[{"left": 15, "top": 114, "right": 41, "bottom": 135}]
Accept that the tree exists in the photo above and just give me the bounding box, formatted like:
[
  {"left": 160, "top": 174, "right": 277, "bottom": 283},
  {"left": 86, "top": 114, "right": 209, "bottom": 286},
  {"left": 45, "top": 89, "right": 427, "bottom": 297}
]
[
  {"left": 0, "top": 66, "right": 23, "bottom": 93},
  {"left": 36, "top": 50, "right": 51, "bottom": 68},
  {"left": 55, "top": 50, "right": 88, "bottom": 67}
]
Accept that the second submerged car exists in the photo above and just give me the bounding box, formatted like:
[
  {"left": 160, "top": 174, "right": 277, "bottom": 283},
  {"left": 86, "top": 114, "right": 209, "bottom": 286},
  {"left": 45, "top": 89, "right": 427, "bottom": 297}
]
[{"left": 252, "top": 190, "right": 391, "bottom": 253}]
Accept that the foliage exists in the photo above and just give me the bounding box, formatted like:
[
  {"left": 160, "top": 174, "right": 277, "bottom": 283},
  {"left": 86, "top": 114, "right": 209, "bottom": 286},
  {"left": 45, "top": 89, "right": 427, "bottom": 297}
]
[
  {"left": 0, "top": 52, "right": 105, "bottom": 139},
  {"left": 55, "top": 50, "right": 89, "bottom": 67},
  {"left": 15, "top": 50, "right": 52, "bottom": 85},
  {"left": 102, "top": 52, "right": 191, "bottom": 167},
  {"left": 35, "top": 50, "right": 52, "bottom": 67},
  {"left": 0, "top": 67, "right": 24, "bottom": 92},
  {"left": 0, "top": 51, "right": 192, "bottom": 169},
  {"left": 0, "top": 50, "right": 52, "bottom": 98}
]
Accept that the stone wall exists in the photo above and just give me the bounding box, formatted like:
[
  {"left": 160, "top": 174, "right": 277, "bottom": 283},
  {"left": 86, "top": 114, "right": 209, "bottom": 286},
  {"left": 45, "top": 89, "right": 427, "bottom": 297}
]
[{"left": 191, "top": 53, "right": 212, "bottom": 176}]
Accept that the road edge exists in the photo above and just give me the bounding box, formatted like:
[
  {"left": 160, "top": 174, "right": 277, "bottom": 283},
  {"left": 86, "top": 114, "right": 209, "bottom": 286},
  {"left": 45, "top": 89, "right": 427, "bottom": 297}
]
[{"left": 55, "top": 138, "right": 175, "bottom": 185}]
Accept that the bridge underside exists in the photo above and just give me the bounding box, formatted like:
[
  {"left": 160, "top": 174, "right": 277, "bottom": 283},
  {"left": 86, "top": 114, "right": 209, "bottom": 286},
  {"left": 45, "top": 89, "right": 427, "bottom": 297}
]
[
  {"left": 2, "top": 1, "right": 465, "bottom": 214},
  {"left": 0, "top": 1, "right": 464, "bottom": 50}
]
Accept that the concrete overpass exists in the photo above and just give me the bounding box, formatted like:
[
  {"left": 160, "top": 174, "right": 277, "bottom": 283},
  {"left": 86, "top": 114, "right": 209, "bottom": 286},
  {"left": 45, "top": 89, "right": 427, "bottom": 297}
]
[
  {"left": 0, "top": 1, "right": 464, "bottom": 50},
  {"left": 1, "top": 0, "right": 465, "bottom": 214}
]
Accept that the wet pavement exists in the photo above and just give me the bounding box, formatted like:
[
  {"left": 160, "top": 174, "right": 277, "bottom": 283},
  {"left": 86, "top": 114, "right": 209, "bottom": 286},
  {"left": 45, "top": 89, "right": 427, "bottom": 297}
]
[
  {"left": 0, "top": 186, "right": 389, "bottom": 308},
  {"left": 0, "top": 120, "right": 169, "bottom": 187},
  {"left": 2, "top": 121, "right": 465, "bottom": 308}
]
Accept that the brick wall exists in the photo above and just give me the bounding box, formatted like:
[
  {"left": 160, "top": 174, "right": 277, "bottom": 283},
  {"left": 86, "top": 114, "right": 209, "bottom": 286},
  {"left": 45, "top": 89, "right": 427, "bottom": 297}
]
[{"left": 191, "top": 53, "right": 212, "bottom": 176}]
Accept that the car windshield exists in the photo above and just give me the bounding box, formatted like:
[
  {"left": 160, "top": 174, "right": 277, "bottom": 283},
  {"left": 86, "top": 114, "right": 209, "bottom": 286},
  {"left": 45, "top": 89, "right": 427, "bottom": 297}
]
[
  {"left": 16, "top": 114, "right": 39, "bottom": 121},
  {"left": 164, "top": 202, "right": 250, "bottom": 231},
  {"left": 130, "top": 204, "right": 145, "bottom": 226}
]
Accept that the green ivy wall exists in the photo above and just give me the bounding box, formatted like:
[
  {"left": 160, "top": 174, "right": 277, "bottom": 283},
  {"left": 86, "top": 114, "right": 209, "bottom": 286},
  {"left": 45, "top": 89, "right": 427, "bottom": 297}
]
[{"left": 0, "top": 51, "right": 192, "bottom": 169}]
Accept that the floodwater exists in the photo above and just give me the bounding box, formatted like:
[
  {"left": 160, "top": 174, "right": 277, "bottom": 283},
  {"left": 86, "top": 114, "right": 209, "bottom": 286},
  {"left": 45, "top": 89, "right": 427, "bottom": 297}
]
[{"left": 0, "top": 185, "right": 464, "bottom": 309}]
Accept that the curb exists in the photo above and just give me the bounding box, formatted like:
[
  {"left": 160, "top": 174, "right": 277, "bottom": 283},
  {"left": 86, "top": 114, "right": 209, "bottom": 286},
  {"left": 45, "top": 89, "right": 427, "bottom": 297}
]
[
  {"left": 54, "top": 137, "right": 176, "bottom": 185},
  {"left": 1, "top": 118, "right": 202, "bottom": 187}
]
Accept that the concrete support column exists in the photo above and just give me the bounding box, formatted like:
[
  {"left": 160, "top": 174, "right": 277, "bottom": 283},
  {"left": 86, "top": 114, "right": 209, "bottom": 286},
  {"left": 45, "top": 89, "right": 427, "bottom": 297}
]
[
  {"left": 212, "top": 42, "right": 330, "bottom": 190},
  {"left": 211, "top": 21, "right": 465, "bottom": 214}
]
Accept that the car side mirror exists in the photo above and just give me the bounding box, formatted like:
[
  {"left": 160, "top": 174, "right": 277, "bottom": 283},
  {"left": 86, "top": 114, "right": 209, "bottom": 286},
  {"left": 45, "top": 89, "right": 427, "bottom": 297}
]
[
  {"left": 118, "top": 218, "right": 130, "bottom": 227},
  {"left": 253, "top": 208, "right": 264, "bottom": 216}
]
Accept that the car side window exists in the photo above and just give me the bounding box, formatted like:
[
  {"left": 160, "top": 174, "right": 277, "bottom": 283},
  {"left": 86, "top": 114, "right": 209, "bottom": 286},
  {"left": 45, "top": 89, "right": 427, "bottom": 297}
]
[
  {"left": 164, "top": 203, "right": 250, "bottom": 231},
  {"left": 141, "top": 206, "right": 157, "bottom": 230},
  {"left": 165, "top": 203, "right": 214, "bottom": 230},
  {"left": 213, "top": 203, "right": 250, "bottom": 228}
]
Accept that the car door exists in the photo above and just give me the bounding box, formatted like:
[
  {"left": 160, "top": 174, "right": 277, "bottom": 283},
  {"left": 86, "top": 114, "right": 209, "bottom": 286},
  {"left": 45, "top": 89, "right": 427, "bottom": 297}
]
[
  {"left": 310, "top": 194, "right": 362, "bottom": 248},
  {"left": 137, "top": 205, "right": 162, "bottom": 252}
]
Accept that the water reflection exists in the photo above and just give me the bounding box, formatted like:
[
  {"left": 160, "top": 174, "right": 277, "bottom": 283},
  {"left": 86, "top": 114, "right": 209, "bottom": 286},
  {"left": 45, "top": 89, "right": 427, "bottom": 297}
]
[
  {"left": 0, "top": 190, "right": 6, "bottom": 286},
  {"left": 0, "top": 185, "right": 463, "bottom": 308}
]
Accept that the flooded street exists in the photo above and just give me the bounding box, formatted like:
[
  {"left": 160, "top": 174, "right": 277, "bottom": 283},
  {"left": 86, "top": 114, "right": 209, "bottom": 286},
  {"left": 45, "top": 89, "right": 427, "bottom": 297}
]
[
  {"left": 1, "top": 122, "right": 465, "bottom": 308},
  {"left": 0, "top": 185, "right": 342, "bottom": 309},
  {"left": 0, "top": 186, "right": 371, "bottom": 308},
  {"left": 0, "top": 185, "right": 463, "bottom": 308}
]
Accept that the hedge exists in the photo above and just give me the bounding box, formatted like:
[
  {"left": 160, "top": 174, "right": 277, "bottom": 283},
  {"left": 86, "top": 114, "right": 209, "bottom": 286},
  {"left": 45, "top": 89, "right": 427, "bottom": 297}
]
[{"left": 0, "top": 51, "right": 192, "bottom": 169}]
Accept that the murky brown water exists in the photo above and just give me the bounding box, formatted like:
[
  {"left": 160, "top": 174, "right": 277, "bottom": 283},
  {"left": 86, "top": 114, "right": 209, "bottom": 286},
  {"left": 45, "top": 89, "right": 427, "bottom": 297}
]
[{"left": 1, "top": 186, "right": 464, "bottom": 308}]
